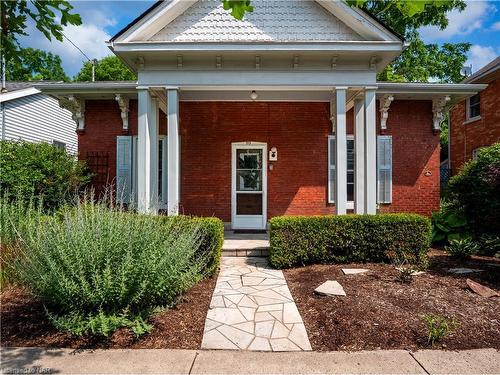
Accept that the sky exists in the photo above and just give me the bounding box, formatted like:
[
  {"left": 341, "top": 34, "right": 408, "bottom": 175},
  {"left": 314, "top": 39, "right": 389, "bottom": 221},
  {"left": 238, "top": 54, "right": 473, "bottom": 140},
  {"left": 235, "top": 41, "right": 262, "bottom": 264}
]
[{"left": 20, "top": 0, "right": 500, "bottom": 78}]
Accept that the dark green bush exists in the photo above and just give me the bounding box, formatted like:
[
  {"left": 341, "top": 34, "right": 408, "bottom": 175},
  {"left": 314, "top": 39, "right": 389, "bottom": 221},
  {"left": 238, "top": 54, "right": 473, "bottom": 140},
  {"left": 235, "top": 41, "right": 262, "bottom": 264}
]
[
  {"left": 445, "top": 238, "right": 479, "bottom": 258},
  {"left": 9, "top": 202, "right": 223, "bottom": 336},
  {"left": 446, "top": 143, "right": 500, "bottom": 238},
  {"left": 269, "top": 214, "right": 431, "bottom": 269},
  {"left": 0, "top": 140, "right": 90, "bottom": 210},
  {"left": 159, "top": 215, "right": 224, "bottom": 276}
]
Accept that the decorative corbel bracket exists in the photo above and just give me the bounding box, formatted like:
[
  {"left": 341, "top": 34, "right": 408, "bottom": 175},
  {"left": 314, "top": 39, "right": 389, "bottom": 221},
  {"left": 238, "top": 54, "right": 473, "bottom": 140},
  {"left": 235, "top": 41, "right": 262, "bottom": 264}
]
[
  {"left": 369, "top": 56, "right": 377, "bottom": 70},
  {"left": 432, "top": 95, "right": 451, "bottom": 132},
  {"left": 115, "top": 94, "right": 130, "bottom": 131},
  {"left": 330, "top": 98, "right": 336, "bottom": 133},
  {"left": 331, "top": 56, "right": 338, "bottom": 70},
  {"left": 59, "top": 96, "right": 85, "bottom": 131},
  {"left": 136, "top": 56, "right": 145, "bottom": 70},
  {"left": 379, "top": 94, "right": 394, "bottom": 131}
]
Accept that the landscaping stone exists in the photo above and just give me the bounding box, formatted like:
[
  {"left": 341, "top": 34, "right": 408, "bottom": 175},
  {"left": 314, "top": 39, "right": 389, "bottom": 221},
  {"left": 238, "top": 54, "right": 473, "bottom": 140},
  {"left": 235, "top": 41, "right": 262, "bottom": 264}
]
[
  {"left": 201, "top": 257, "right": 311, "bottom": 351},
  {"left": 466, "top": 279, "right": 499, "bottom": 298},
  {"left": 447, "top": 268, "right": 484, "bottom": 274},
  {"left": 342, "top": 268, "right": 369, "bottom": 275},
  {"left": 314, "top": 280, "right": 346, "bottom": 296}
]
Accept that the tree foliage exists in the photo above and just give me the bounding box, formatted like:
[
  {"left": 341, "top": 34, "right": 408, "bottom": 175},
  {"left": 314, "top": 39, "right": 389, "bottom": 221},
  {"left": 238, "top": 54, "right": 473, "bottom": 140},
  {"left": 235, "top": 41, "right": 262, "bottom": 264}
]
[
  {"left": 225, "top": 0, "right": 469, "bottom": 83},
  {"left": 0, "top": 1, "right": 82, "bottom": 63},
  {"left": 74, "top": 56, "right": 136, "bottom": 82},
  {"left": 5, "top": 47, "right": 68, "bottom": 81}
]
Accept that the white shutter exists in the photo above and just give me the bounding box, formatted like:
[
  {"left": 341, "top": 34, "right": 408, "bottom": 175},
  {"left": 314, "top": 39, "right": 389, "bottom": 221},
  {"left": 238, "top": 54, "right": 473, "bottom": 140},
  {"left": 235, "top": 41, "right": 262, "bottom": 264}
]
[
  {"left": 377, "top": 135, "right": 392, "bottom": 203},
  {"left": 116, "top": 136, "right": 133, "bottom": 203},
  {"left": 328, "top": 135, "right": 335, "bottom": 203}
]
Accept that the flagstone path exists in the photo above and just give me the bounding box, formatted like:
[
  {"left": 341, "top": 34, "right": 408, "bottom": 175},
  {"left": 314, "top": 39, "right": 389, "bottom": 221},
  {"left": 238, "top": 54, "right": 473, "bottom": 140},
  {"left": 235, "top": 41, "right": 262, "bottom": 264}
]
[{"left": 201, "top": 257, "right": 312, "bottom": 351}]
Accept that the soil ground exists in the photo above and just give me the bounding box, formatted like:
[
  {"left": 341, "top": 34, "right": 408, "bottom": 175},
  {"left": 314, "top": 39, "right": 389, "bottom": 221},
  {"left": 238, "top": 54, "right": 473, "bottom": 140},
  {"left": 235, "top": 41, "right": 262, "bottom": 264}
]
[
  {"left": 2, "top": 251, "right": 499, "bottom": 351},
  {"left": 284, "top": 250, "right": 500, "bottom": 351},
  {"left": 0, "top": 274, "right": 217, "bottom": 349}
]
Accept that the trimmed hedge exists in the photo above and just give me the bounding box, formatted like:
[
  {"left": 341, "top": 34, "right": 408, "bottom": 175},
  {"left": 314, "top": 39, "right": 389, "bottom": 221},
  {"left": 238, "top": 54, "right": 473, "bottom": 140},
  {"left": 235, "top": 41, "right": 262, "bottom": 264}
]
[
  {"left": 269, "top": 214, "right": 431, "bottom": 269},
  {"left": 158, "top": 215, "right": 224, "bottom": 276}
]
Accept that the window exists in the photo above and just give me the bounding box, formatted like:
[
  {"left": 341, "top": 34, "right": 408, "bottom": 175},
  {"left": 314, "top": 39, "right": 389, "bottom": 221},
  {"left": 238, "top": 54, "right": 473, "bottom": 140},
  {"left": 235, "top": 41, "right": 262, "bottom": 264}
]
[
  {"left": 328, "top": 135, "right": 393, "bottom": 207},
  {"left": 328, "top": 135, "right": 355, "bottom": 205},
  {"left": 53, "top": 140, "right": 66, "bottom": 150},
  {"left": 466, "top": 94, "right": 480, "bottom": 121},
  {"left": 116, "top": 135, "right": 168, "bottom": 208},
  {"left": 472, "top": 147, "right": 483, "bottom": 160}
]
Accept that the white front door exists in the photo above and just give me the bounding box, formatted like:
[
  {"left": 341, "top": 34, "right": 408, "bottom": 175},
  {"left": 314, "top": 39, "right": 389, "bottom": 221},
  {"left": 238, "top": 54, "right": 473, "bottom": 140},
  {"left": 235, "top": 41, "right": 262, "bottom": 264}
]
[{"left": 231, "top": 143, "right": 267, "bottom": 230}]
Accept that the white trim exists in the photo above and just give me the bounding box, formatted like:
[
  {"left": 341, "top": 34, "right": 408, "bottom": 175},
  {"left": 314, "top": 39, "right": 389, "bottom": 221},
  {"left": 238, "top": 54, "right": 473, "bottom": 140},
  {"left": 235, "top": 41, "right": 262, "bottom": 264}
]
[
  {"left": 364, "top": 89, "right": 377, "bottom": 214},
  {"left": 0, "top": 87, "right": 40, "bottom": 103},
  {"left": 167, "top": 88, "right": 180, "bottom": 215},
  {"left": 335, "top": 89, "right": 347, "bottom": 215},
  {"left": 354, "top": 99, "right": 365, "bottom": 214},
  {"left": 231, "top": 142, "right": 267, "bottom": 230}
]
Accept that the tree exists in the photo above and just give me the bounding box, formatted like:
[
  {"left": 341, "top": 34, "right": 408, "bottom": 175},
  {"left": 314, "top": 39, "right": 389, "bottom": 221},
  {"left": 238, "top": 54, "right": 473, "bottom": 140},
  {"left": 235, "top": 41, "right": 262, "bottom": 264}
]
[
  {"left": 225, "top": 0, "right": 469, "bottom": 83},
  {"left": 74, "top": 56, "right": 136, "bottom": 82},
  {"left": 0, "top": 1, "right": 82, "bottom": 63},
  {"left": 6, "top": 47, "right": 68, "bottom": 81}
]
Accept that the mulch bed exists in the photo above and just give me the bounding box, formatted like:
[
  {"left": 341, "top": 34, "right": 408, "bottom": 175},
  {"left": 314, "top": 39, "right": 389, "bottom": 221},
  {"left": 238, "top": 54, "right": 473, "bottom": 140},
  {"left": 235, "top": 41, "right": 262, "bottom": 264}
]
[
  {"left": 284, "top": 250, "right": 500, "bottom": 351},
  {"left": 0, "top": 274, "right": 217, "bottom": 349}
]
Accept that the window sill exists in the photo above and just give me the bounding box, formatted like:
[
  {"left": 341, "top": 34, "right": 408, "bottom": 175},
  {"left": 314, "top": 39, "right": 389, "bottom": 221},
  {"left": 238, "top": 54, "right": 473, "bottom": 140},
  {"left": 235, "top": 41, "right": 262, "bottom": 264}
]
[{"left": 463, "top": 116, "right": 481, "bottom": 125}]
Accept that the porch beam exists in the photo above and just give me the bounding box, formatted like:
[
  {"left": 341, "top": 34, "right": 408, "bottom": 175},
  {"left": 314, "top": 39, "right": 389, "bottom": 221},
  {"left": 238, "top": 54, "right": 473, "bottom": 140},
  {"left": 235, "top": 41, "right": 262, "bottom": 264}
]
[
  {"left": 137, "top": 89, "right": 159, "bottom": 214},
  {"left": 354, "top": 98, "right": 365, "bottom": 214},
  {"left": 167, "top": 88, "right": 180, "bottom": 215},
  {"left": 335, "top": 87, "right": 347, "bottom": 215},
  {"left": 364, "top": 89, "right": 377, "bottom": 214}
]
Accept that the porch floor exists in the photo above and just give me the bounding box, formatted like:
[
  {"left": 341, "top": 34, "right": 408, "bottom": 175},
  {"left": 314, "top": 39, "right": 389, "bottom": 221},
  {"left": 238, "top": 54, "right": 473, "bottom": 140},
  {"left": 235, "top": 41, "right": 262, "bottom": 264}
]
[{"left": 222, "top": 232, "right": 269, "bottom": 257}]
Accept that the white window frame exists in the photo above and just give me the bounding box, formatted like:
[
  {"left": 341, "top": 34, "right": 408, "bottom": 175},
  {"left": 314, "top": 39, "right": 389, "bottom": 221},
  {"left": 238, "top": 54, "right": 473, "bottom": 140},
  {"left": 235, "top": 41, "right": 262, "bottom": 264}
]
[
  {"left": 328, "top": 135, "right": 354, "bottom": 210},
  {"left": 132, "top": 135, "right": 168, "bottom": 210},
  {"left": 465, "top": 94, "right": 481, "bottom": 123}
]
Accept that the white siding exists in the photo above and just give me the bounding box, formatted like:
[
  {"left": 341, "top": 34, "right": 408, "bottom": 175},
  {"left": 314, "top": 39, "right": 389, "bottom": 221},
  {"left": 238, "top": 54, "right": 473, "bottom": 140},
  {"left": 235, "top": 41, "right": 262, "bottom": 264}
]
[{"left": 2, "top": 93, "right": 78, "bottom": 154}]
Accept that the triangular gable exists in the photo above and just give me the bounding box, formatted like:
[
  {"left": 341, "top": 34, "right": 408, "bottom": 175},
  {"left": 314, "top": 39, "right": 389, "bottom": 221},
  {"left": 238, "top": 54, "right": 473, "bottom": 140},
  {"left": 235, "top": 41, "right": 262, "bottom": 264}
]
[
  {"left": 112, "top": 0, "right": 401, "bottom": 43},
  {"left": 150, "top": 0, "right": 362, "bottom": 43}
]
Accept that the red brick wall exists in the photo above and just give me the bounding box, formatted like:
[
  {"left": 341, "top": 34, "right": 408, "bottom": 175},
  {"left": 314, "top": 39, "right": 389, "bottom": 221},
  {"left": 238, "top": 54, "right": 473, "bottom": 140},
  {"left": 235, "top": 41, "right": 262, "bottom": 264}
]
[
  {"left": 78, "top": 99, "right": 440, "bottom": 219},
  {"left": 378, "top": 100, "right": 440, "bottom": 215},
  {"left": 450, "top": 78, "right": 500, "bottom": 174}
]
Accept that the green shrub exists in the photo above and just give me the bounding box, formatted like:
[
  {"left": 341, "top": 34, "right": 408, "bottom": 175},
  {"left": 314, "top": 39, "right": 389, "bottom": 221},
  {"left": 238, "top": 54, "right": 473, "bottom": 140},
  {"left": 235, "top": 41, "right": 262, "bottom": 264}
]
[
  {"left": 431, "top": 205, "right": 470, "bottom": 244},
  {"left": 268, "top": 214, "right": 431, "bottom": 269},
  {"left": 423, "top": 314, "right": 459, "bottom": 346},
  {"left": 445, "top": 238, "right": 479, "bottom": 258},
  {"left": 10, "top": 202, "right": 223, "bottom": 336},
  {"left": 446, "top": 143, "right": 500, "bottom": 238},
  {"left": 478, "top": 234, "right": 500, "bottom": 257},
  {"left": 0, "top": 140, "right": 90, "bottom": 211}
]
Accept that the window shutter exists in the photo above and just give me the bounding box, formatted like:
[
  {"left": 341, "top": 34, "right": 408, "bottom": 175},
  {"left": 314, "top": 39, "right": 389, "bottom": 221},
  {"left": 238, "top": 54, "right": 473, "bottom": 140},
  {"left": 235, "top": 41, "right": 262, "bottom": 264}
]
[
  {"left": 377, "top": 135, "right": 392, "bottom": 203},
  {"left": 328, "top": 136, "right": 335, "bottom": 203},
  {"left": 116, "top": 136, "right": 133, "bottom": 203}
]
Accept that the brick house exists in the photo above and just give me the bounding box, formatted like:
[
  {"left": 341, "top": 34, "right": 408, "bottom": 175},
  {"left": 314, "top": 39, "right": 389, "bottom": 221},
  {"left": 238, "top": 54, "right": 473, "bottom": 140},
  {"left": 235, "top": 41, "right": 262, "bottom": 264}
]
[
  {"left": 449, "top": 57, "right": 500, "bottom": 175},
  {"left": 39, "top": 0, "right": 486, "bottom": 230}
]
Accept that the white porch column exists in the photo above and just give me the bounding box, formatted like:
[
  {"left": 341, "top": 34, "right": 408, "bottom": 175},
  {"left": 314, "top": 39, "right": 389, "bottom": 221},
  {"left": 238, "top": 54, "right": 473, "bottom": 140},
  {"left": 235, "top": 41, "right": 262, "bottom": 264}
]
[
  {"left": 364, "top": 88, "right": 377, "bottom": 214},
  {"left": 354, "top": 98, "right": 365, "bottom": 214},
  {"left": 335, "top": 87, "right": 347, "bottom": 215},
  {"left": 167, "top": 88, "right": 180, "bottom": 215},
  {"left": 137, "top": 88, "right": 159, "bottom": 214}
]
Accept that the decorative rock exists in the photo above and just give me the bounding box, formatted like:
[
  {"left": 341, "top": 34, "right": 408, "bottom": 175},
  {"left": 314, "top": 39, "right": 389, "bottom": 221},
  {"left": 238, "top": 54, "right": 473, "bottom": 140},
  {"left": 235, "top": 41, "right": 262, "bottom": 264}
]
[
  {"left": 314, "top": 280, "right": 346, "bottom": 296},
  {"left": 466, "top": 279, "right": 499, "bottom": 298},
  {"left": 342, "top": 268, "right": 369, "bottom": 275},
  {"left": 448, "top": 268, "right": 484, "bottom": 274}
]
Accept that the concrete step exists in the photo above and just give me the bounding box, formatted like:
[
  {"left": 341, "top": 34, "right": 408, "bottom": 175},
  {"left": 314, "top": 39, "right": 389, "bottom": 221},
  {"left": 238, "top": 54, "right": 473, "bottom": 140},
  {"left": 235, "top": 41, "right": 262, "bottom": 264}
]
[{"left": 222, "top": 231, "right": 269, "bottom": 257}]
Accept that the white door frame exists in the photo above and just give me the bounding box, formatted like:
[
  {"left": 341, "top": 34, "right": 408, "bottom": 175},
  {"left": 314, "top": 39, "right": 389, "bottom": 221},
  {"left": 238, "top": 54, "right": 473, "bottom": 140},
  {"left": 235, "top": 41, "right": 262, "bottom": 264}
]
[{"left": 231, "top": 142, "right": 267, "bottom": 230}]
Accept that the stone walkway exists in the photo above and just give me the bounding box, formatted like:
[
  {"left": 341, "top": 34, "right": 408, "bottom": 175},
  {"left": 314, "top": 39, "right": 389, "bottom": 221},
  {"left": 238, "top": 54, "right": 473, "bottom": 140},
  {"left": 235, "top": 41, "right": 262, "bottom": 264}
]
[{"left": 201, "top": 257, "right": 312, "bottom": 351}]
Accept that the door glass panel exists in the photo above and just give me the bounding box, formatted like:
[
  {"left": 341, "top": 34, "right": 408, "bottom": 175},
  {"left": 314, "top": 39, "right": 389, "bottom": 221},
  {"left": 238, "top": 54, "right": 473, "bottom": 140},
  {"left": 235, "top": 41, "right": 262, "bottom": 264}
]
[
  {"left": 235, "top": 148, "right": 263, "bottom": 216},
  {"left": 237, "top": 193, "right": 263, "bottom": 215}
]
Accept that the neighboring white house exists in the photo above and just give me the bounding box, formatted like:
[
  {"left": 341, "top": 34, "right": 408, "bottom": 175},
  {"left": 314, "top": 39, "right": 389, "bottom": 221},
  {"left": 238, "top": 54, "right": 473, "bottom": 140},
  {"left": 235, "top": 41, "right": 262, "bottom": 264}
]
[{"left": 0, "top": 82, "right": 77, "bottom": 153}]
